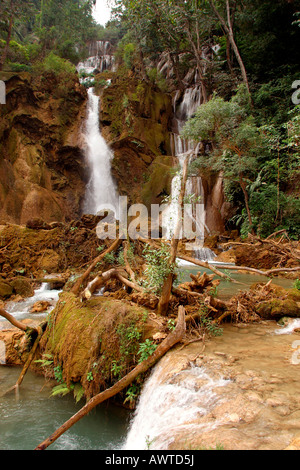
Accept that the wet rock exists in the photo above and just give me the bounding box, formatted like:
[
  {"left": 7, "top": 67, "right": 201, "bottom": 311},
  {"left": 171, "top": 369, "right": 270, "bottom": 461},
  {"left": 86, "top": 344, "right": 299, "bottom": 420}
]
[
  {"left": 30, "top": 301, "right": 51, "bottom": 313},
  {"left": 0, "top": 279, "right": 13, "bottom": 299},
  {"left": 26, "top": 218, "right": 52, "bottom": 230},
  {"left": 11, "top": 278, "right": 34, "bottom": 298},
  {"left": 256, "top": 298, "right": 300, "bottom": 320},
  {"left": 38, "top": 250, "right": 61, "bottom": 273}
]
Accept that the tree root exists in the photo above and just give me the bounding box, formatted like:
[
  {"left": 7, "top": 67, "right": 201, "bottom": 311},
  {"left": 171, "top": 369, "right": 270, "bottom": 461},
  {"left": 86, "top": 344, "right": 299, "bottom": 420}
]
[
  {"left": 1, "top": 325, "right": 44, "bottom": 398},
  {"left": 71, "top": 237, "right": 121, "bottom": 295}
]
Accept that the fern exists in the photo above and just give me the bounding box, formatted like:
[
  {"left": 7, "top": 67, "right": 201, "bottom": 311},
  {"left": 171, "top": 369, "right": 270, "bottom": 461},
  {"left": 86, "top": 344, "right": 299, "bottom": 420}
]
[{"left": 50, "top": 383, "right": 70, "bottom": 398}]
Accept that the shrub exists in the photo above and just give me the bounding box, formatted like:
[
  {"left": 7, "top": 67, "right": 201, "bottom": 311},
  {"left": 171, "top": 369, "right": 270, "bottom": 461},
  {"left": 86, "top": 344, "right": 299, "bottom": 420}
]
[{"left": 41, "top": 52, "right": 76, "bottom": 75}]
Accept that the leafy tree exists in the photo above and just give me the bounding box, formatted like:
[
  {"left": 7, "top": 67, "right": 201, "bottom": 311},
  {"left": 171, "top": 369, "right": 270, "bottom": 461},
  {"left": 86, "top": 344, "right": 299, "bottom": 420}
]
[
  {"left": 208, "top": 0, "right": 251, "bottom": 94},
  {"left": 182, "top": 87, "right": 263, "bottom": 231},
  {"left": 0, "top": 0, "right": 36, "bottom": 70}
]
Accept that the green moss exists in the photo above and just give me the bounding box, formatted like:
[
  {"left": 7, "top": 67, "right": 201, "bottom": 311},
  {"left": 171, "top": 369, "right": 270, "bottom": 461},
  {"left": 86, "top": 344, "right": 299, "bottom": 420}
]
[
  {"left": 41, "top": 293, "right": 154, "bottom": 400},
  {"left": 256, "top": 298, "right": 300, "bottom": 319},
  {"left": 141, "top": 156, "right": 174, "bottom": 208}
]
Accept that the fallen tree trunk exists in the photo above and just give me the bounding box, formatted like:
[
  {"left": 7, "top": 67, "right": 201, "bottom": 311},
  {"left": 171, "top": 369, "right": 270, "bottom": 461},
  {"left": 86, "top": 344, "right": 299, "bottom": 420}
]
[
  {"left": 178, "top": 254, "right": 300, "bottom": 278},
  {"left": 71, "top": 238, "right": 121, "bottom": 296},
  {"left": 178, "top": 254, "right": 242, "bottom": 283},
  {"left": 2, "top": 325, "right": 44, "bottom": 398},
  {"left": 0, "top": 308, "right": 45, "bottom": 336},
  {"left": 0, "top": 308, "right": 29, "bottom": 332},
  {"left": 82, "top": 268, "right": 146, "bottom": 300},
  {"left": 35, "top": 306, "right": 186, "bottom": 451},
  {"left": 157, "top": 156, "right": 190, "bottom": 316},
  {"left": 207, "top": 264, "right": 300, "bottom": 277}
]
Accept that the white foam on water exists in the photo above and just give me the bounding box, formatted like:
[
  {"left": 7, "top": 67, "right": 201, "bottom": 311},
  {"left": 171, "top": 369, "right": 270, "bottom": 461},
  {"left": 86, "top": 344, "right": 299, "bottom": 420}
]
[{"left": 123, "top": 358, "right": 229, "bottom": 450}]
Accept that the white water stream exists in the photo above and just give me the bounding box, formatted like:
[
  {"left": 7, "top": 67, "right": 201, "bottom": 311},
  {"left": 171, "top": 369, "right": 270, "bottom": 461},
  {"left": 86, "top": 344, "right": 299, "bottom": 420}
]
[
  {"left": 2, "top": 283, "right": 61, "bottom": 329},
  {"left": 123, "top": 356, "right": 229, "bottom": 450},
  {"left": 164, "top": 85, "right": 217, "bottom": 262},
  {"left": 82, "top": 88, "right": 119, "bottom": 218}
]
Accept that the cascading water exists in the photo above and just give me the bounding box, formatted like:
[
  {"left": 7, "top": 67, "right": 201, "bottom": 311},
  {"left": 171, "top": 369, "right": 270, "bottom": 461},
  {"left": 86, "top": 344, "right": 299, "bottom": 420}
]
[
  {"left": 77, "top": 40, "right": 116, "bottom": 75},
  {"left": 82, "top": 88, "right": 119, "bottom": 218},
  {"left": 171, "top": 85, "right": 202, "bottom": 157},
  {"left": 77, "top": 43, "right": 119, "bottom": 218},
  {"left": 123, "top": 355, "right": 229, "bottom": 450},
  {"left": 164, "top": 85, "right": 217, "bottom": 262}
]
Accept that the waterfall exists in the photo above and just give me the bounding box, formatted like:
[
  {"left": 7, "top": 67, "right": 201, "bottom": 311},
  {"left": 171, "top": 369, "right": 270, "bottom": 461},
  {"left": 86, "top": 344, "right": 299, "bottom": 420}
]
[
  {"left": 123, "top": 356, "right": 229, "bottom": 450},
  {"left": 164, "top": 85, "right": 212, "bottom": 256},
  {"left": 82, "top": 88, "right": 119, "bottom": 218},
  {"left": 171, "top": 85, "right": 202, "bottom": 157},
  {"left": 77, "top": 40, "right": 116, "bottom": 75}
]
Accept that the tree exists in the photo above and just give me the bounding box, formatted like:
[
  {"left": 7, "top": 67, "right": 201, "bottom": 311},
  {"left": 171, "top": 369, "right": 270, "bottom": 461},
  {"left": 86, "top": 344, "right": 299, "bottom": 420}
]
[
  {"left": 0, "top": 0, "right": 36, "bottom": 70},
  {"left": 182, "top": 88, "right": 263, "bottom": 232},
  {"left": 208, "top": 0, "right": 251, "bottom": 95}
]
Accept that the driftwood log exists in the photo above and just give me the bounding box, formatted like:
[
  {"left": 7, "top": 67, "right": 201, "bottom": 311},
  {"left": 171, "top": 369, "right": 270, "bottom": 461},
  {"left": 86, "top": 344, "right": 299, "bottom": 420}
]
[
  {"left": 157, "top": 155, "right": 190, "bottom": 316},
  {"left": 71, "top": 237, "right": 121, "bottom": 295},
  {"left": 81, "top": 268, "right": 147, "bottom": 301},
  {"left": 35, "top": 305, "right": 187, "bottom": 451},
  {"left": 0, "top": 308, "right": 32, "bottom": 332},
  {"left": 2, "top": 325, "right": 44, "bottom": 398}
]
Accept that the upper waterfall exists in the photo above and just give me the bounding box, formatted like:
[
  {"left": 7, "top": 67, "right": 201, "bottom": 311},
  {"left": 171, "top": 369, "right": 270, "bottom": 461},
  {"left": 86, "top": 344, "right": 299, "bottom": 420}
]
[
  {"left": 82, "top": 88, "right": 119, "bottom": 218},
  {"left": 77, "top": 40, "right": 116, "bottom": 75}
]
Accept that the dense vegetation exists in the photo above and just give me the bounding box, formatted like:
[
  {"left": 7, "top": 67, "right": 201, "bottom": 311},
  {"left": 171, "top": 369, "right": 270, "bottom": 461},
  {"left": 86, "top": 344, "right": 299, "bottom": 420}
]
[
  {"left": 1, "top": 0, "right": 299, "bottom": 238},
  {"left": 109, "top": 0, "right": 300, "bottom": 239}
]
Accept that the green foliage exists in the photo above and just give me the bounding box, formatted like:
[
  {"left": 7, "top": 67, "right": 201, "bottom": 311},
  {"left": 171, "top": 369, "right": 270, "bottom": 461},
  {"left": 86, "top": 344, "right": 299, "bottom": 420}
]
[
  {"left": 198, "top": 309, "right": 223, "bottom": 338},
  {"left": 138, "top": 339, "right": 157, "bottom": 363},
  {"left": 293, "top": 279, "right": 300, "bottom": 291},
  {"left": 118, "top": 41, "right": 136, "bottom": 69},
  {"left": 50, "top": 382, "right": 85, "bottom": 403},
  {"left": 141, "top": 244, "right": 176, "bottom": 295},
  {"left": 111, "top": 360, "right": 123, "bottom": 379},
  {"left": 53, "top": 365, "right": 64, "bottom": 384},
  {"left": 40, "top": 51, "right": 76, "bottom": 75},
  {"left": 147, "top": 67, "right": 168, "bottom": 92},
  {"left": 103, "top": 252, "right": 116, "bottom": 265},
  {"left": 117, "top": 323, "right": 142, "bottom": 357},
  {"left": 34, "top": 353, "right": 53, "bottom": 368},
  {"left": 124, "top": 383, "right": 140, "bottom": 407},
  {"left": 50, "top": 383, "right": 70, "bottom": 398},
  {"left": 86, "top": 371, "right": 94, "bottom": 382}
]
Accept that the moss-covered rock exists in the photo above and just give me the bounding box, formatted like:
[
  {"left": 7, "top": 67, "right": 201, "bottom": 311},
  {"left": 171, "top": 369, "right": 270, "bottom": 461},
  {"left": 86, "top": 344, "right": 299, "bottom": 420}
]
[
  {"left": 255, "top": 286, "right": 300, "bottom": 320},
  {"left": 141, "top": 156, "right": 175, "bottom": 208},
  {"left": 0, "top": 279, "right": 13, "bottom": 299},
  {"left": 99, "top": 70, "right": 173, "bottom": 204},
  {"left": 256, "top": 298, "right": 300, "bottom": 319},
  {"left": 39, "top": 292, "right": 160, "bottom": 400},
  {"left": 11, "top": 278, "right": 34, "bottom": 298}
]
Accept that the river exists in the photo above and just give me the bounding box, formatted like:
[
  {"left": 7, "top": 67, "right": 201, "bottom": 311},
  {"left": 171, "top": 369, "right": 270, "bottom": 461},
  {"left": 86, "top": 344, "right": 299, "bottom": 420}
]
[{"left": 0, "top": 270, "right": 297, "bottom": 451}]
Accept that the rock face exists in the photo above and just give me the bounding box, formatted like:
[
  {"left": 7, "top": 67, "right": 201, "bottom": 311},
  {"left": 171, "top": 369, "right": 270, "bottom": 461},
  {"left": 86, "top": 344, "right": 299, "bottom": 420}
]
[
  {"left": 99, "top": 71, "right": 174, "bottom": 207},
  {"left": 0, "top": 72, "right": 88, "bottom": 224}
]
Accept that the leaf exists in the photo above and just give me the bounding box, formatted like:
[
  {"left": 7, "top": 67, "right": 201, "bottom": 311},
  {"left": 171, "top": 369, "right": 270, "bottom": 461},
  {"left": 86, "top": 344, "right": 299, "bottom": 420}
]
[
  {"left": 50, "top": 383, "right": 70, "bottom": 398},
  {"left": 73, "top": 383, "right": 85, "bottom": 403}
]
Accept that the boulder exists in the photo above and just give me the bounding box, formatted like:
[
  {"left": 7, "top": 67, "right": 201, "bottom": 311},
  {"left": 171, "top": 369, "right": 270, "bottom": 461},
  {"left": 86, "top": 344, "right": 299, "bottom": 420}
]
[
  {"left": 38, "top": 250, "right": 61, "bottom": 273},
  {"left": 256, "top": 298, "right": 300, "bottom": 320},
  {"left": 11, "top": 278, "right": 34, "bottom": 298},
  {"left": 30, "top": 301, "right": 51, "bottom": 313},
  {"left": 0, "top": 279, "right": 13, "bottom": 299}
]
